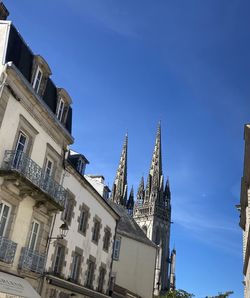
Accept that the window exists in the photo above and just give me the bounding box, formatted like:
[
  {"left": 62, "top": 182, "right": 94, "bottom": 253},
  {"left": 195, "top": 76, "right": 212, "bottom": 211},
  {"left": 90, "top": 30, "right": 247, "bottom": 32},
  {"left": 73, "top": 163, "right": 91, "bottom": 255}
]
[
  {"left": 92, "top": 220, "right": 100, "bottom": 243},
  {"left": 79, "top": 208, "right": 88, "bottom": 234},
  {"left": 56, "top": 98, "right": 65, "bottom": 122},
  {"left": 53, "top": 245, "right": 65, "bottom": 275},
  {"left": 113, "top": 237, "right": 121, "bottom": 260},
  {"left": 43, "top": 157, "right": 54, "bottom": 191},
  {"left": 97, "top": 267, "right": 106, "bottom": 293},
  {"left": 70, "top": 253, "right": 81, "bottom": 282},
  {"left": 28, "top": 220, "right": 40, "bottom": 251},
  {"left": 33, "top": 66, "right": 43, "bottom": 93},
  {"left": 103, "top": 229, "right": 111, "bottom": 251},
  {"left": 62, "top": 195, "right": 74, "bottom": 226},
  {"left": 86, "top": 260, "right": 95, "bottom": 289},
  {"left": 0, "top": 202, "right": 11, "bottom": 237},
  {"left": 13, "top": 131, "right": 28, "bottom": 168},
  {"left": 45, "top": 157, "right": 53, "bottom": 177},
  {"left": 77, "top": 158, "right": 86, "bottom": 175},
  {"left": 15, "top": 131, "right": 28, "bottom": 153}
]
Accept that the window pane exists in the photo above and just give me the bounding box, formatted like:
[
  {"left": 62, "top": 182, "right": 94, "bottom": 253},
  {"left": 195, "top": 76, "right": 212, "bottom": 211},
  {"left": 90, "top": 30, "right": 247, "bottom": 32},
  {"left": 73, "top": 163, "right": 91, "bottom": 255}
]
[{"left": 0, "top": 204, "right": 10, "bottom": 237}]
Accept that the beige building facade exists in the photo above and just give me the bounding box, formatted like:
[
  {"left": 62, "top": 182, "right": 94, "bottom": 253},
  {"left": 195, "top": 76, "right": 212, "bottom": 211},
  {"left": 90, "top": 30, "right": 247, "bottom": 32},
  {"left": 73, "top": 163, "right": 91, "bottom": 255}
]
[
  {"left": 42, "top": 151, "right": 119, "bottom": 297},
  {"left": 0, "top": 4, "right": 73, "bottom": 297},
  {"left": 110, "top": 203, "right": 156, "bottom": 298}
]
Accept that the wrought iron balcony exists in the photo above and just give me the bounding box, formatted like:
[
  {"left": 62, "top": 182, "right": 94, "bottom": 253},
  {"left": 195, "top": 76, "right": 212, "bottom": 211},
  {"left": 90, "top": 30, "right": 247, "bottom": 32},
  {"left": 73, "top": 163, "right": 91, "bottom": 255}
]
[
  {"left": 0, "top": 236, "right": 17, "bottom": 264},
  {"left": 1, "top": 150, "right": 66, "bottom": 208},
  {"left": 19, "top": 247, "right": 46, "bottom": 274}
]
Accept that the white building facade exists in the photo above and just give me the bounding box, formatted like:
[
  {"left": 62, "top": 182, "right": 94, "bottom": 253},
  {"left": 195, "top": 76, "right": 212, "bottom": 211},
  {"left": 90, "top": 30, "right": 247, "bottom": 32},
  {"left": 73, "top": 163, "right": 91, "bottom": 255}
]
[
  {"left": 42, "top": 151, "right": 119, "bottom": 297},
  {"left": 0, "top": 4, "right": 73, "bottom": 297}
]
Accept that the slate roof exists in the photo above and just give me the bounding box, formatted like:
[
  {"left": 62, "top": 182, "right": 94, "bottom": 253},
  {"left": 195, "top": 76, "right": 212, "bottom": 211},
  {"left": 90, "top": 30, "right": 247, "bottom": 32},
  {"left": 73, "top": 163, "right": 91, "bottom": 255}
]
[{"left": 109, "top": 202, "right": 156, "bottom": 248}]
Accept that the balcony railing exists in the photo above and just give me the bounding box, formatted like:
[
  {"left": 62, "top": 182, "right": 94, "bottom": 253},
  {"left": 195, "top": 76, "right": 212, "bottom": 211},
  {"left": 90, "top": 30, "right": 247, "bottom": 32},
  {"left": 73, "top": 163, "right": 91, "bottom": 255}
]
[
  {"left": 19, "top": 247, "right": 46, "bottom": 274},
  {"left": 0, "top": 236, "right": 17, "bottom": 264},
  {"left": 1, "top": 150, "right": 66, "bottom": 208}
]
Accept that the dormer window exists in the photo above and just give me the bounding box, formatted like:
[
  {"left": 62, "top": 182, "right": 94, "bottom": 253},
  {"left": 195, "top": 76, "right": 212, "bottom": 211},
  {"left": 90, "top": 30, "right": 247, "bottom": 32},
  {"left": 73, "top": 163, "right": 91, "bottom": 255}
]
[
  {"left": 77, "top": 158, "right": 86, "bottom": 175},
  {"left": 33, "top": 66, "right": 43, "bottom": 93},
  {"left": 56, "top": 98, "right": 65, "bottom": 122}
]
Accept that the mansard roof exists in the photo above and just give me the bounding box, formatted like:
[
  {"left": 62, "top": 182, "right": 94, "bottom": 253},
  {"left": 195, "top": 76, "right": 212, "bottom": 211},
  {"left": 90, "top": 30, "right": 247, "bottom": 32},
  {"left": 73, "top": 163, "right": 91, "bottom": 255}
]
[{"left": 5, "top": 23, "right": 72, "bottom": 134}]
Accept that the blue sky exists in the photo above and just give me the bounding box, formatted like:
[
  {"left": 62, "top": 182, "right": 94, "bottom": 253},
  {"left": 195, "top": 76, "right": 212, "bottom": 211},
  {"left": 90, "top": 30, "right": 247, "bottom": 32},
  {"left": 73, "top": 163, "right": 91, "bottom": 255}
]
[{"left": 7, "top": 1, "right": 250, "bottom": 297}]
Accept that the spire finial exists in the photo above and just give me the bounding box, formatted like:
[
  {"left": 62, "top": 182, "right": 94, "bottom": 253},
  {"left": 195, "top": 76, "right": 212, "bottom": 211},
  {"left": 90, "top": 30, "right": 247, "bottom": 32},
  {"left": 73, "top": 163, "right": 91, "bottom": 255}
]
[
  {"left": 110, "top": 133, "right": 128, "bottom": 206},
  {"left": 145, "top": 123, "right": 163, "bottom": 202}
]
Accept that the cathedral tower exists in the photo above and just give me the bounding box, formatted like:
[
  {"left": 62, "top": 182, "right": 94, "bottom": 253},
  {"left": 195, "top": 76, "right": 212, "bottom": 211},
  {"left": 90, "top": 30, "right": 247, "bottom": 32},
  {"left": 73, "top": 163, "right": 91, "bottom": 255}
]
[
  {"left": 133, "top": 123, "right": 172, "bottom": 295},
  {"left": 110, "top": 134, "right": 128, "bottom": 206}
]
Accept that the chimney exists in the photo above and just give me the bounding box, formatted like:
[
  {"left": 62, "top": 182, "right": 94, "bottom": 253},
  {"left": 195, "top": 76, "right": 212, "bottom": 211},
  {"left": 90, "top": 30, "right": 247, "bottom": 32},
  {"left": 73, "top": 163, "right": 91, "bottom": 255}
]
[{"left": 0, "top": 2, "right": 9, "bottom": 20}]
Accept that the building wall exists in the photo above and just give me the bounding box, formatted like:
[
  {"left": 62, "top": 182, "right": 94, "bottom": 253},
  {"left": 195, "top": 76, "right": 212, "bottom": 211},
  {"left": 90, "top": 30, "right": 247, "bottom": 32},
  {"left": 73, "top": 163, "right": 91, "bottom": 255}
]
[
  {"left": 0, "top": 19, "right": 72, "bottom": 295},
  {"left": 112, "top": 234, "right": 156, "bottom": 298},
  {"left": 44, "top": 168, "right": 117, "bottom": 296}
]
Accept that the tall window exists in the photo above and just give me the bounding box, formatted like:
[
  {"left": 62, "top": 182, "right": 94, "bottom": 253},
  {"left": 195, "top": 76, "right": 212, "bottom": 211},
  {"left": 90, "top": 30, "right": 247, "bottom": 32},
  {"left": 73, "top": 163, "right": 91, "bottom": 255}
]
[
  {"left": 33, "top": 66, "right": 43, "bottom": 93},
  {"left": 56, "top": 98, "right": 65, "bottom": 122},
  {"left": 0, "top": 202, "right": 11, "bottom": 237},
  {"left": 103, "top": 229, "right": 111, "bottom": 251},
  {"left": 86, "top": 260, "right": 95, "bottom": 289},
  {"left": 113, "top": 238, "right": 121, "bottom": 260},
  {"left": 43, "top": 157, "right": 54, "bottom": 191},
  {"left": 28, "top": 220, "right": 40, "bottom": 251},
  {"left": 13, "top": 131, "right": 28, "bottom": 168},
  {"left": 53, "top": 245, "right": 65, "bottom": 275},
  {"left": 79, "top": 208, "right": 88, "bottom": 235},
  {"left": 92, "top": 220, "right": 100, "bottom": 243},
  {"left": 97, "top": 267, "right": 106, "bottom": 293},
  {"left": 62, "top": 196, "right": 74, "bottom": 226},
  {"left": 45, "top": 157, "right": 53, "bottom": 177},
  {"left": 70, "top": 253, "right": 81, "bottom": 282}
]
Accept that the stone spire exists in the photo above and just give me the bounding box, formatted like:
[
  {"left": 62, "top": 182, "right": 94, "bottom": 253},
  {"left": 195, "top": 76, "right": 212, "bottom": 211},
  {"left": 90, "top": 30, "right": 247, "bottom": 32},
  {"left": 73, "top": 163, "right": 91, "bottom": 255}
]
[
  {"left": 110, "top": 134, "right": 128, "bottom": 206},
  {"left": 126, "top": 186, "right": 134, "bottom": 215},
  {"left": 169, "top": 248, "right": 176, "bottom": 291},
  {"left": 145, "top": 122, "right": 162, "bottom": 202}
]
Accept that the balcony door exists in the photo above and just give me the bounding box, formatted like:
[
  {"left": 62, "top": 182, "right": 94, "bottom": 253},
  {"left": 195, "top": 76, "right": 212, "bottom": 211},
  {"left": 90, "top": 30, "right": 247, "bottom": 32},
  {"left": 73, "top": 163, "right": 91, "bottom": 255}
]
[
  {"left": 43, "top": 157, "right": 54, "bottom": 191},
  {"left": 0, "top": 202, "right": 11, "bottom": 237},
  {"left": 13, "top": 131, "right": 28, "bottom": 168},
  {"left": 28, "top": 220, "right": 40, "bottom": 251}
]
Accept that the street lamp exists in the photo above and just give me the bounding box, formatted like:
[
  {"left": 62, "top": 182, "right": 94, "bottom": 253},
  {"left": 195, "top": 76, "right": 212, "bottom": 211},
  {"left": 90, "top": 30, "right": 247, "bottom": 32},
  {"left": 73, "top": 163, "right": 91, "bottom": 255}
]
[{"left": 48, "top": 222, "right": 69, "bottom": 242}]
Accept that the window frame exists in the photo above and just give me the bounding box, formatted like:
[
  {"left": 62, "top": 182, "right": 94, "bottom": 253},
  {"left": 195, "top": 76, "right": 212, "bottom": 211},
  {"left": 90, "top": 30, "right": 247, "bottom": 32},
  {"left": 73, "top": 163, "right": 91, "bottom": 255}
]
[
  {"left": 0, "top": 201, "right": 11, "bottom": 237},
  {"left": 28, "top": 219, "right": 40, "bottom": 251},
  {"left": 113, "top": 237, "right": 121, "bottom": 261},
  {"left": 92, "top": 219, "right": 101, "bottom": 244},
  {"left": 61, "top": 192, "right": 75, "bottom": 226},
  {"left": 103, "top": 228, "right": 111, "bottom": 252},
  {"left": 97, "top": 267, "right": 106, "bottom": 293},
  {"left": 78, "top": 208, "right": 88, "bottom": 235},
  {"left": 70, "top": 252, "right": 81, "bottom": 282},
  {"left": 86, "top": 260, "right": 95, "bottom": 289},
  {"left": 32, "top": 66, "right": 43, "bottom": 93},
  {"left": 56, "top": 98, "right": 65, "bottom": 122},
  {"left": 53, "top": 244, "right": 65, "bottom": 276}
]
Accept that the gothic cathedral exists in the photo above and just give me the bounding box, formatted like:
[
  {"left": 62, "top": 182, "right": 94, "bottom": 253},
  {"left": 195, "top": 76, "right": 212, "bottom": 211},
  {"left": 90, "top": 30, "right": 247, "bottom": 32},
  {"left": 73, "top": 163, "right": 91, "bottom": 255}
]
[{"left": 110, "top": 124, "right": 173, "bottom": 295}]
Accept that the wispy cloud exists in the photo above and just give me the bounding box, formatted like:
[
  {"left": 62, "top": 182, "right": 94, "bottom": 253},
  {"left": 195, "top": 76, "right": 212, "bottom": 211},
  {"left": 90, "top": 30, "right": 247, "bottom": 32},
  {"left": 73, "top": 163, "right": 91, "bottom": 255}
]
[
  {"left": 172, "top": 193, "right": 241, "bottom": 256},
  {"left": 65, "top": 0, "right": 144, "bottom": 38}
]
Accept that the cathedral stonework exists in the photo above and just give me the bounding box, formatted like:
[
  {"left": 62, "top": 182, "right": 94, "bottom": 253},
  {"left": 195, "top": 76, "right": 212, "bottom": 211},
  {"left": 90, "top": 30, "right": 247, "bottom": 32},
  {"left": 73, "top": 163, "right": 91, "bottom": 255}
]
[
  {"left": 110, "top": 124, "right": 172, "bottom": 295},
  {"left": 133, "top": 124, "right": 172, "bottom": 295}
]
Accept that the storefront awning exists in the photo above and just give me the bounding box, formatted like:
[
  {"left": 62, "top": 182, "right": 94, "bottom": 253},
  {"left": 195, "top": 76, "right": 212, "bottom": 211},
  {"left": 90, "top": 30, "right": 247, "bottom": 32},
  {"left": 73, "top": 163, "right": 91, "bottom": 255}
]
[{"left": 0, "top": 272, "right": 41, "bottom": 298}]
